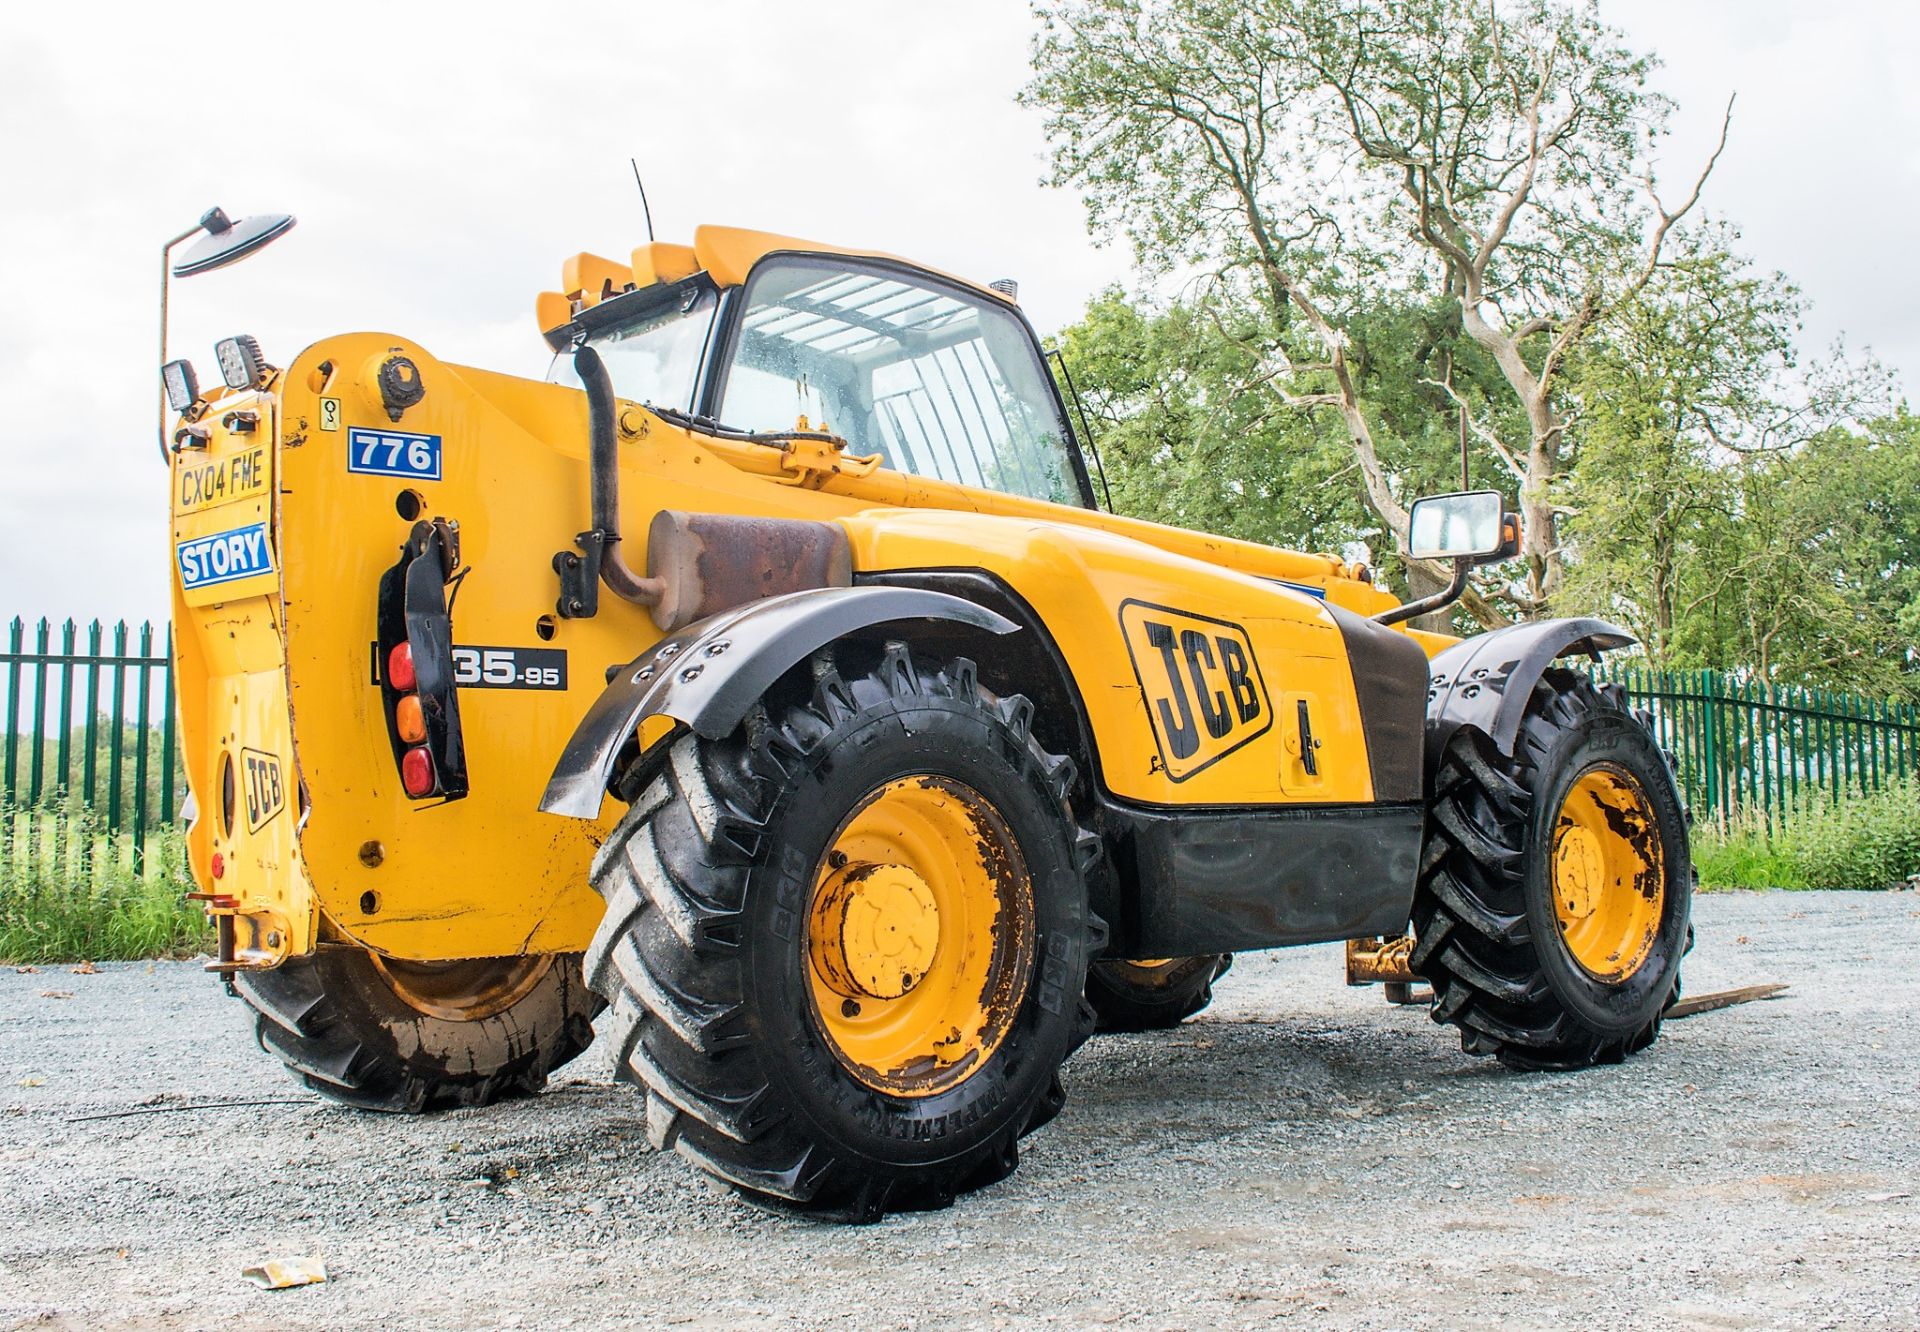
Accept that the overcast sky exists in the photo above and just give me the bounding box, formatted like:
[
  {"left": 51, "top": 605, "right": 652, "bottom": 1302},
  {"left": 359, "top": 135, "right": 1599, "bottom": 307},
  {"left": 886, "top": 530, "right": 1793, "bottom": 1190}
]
[{"left": 3, "top": 1, "right": 1916, "bottom": 625}]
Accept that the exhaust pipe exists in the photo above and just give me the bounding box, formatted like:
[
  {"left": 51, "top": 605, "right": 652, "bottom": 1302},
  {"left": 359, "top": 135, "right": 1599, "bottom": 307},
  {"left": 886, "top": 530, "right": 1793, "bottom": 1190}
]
[{"left": 574, "top": 344, "right": 664, "bottom": 609}]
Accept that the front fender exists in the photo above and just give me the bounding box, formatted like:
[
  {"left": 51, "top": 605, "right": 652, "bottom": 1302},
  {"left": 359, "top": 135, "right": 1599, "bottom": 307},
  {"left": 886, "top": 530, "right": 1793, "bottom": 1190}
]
[
  {"left": 539, "top": 586, "right": 1015, "bottom": 818},
  {"left": 1425, "top": 617, "right": 1635, "bottom": 767}
]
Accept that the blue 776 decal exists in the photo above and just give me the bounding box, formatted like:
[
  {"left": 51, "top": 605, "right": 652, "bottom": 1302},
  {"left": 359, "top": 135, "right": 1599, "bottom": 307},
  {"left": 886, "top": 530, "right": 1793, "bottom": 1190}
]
[{"left": 347, "top": 427, "right": 442, "bottom": 480}]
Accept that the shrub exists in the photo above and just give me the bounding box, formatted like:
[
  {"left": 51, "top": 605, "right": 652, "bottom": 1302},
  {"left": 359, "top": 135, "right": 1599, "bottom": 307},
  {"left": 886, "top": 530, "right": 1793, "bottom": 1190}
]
[
  {"left": 1692, "top": 778, "right": 1920, "bottom": 891},
  {"left": 1786, "top": 778, "right": 1920, "bottom": 889},
  {"left": 0, "top": 807, "right": 212, "bottom": 964}
]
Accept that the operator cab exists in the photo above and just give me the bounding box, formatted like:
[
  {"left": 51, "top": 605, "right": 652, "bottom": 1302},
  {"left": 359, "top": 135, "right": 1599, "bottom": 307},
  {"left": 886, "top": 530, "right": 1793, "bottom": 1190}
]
[{"left": 543, "top": 228, "right": 1097, "bottom": 509}]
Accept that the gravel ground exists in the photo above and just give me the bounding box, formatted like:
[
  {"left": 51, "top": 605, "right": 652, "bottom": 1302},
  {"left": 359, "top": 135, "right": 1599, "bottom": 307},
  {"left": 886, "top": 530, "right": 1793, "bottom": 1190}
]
[{"left": 3, "top": 889, "right": 1916, "bottom": 1331}]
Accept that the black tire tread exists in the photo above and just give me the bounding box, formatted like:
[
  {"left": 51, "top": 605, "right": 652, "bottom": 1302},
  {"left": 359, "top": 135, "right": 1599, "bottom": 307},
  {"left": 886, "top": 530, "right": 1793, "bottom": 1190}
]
[
  {"left": 587, "top": 646, "right": 1102, "bottom": 1220},
  {"left": 234, "top": 948, "right": 600, "bottom": 1113},
  {"left": 1413, "top": 669, "right": 1691, "bottom": 1072},
  {"left": 1086, "top": 954, "right": 1233, "bottom": 1032}
]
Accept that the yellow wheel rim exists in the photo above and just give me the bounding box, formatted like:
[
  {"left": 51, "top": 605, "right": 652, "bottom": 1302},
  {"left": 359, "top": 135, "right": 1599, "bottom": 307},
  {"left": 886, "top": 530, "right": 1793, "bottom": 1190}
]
[
  {"left": 369, "top": 953, "right": 553, "bottom": 1021},
  {"left": 1550, "top": 764, "right": 1665, "bottom": 982},
  {"left": 806, "top": 775, "right": 1035, "bottom": 1099}
]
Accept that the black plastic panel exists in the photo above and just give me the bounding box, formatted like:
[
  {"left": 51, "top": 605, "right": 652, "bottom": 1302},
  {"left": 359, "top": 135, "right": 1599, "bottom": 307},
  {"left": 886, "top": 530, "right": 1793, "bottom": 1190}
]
[{"left": 1104, "top": 798, "right": 1424, "bottom": 956}]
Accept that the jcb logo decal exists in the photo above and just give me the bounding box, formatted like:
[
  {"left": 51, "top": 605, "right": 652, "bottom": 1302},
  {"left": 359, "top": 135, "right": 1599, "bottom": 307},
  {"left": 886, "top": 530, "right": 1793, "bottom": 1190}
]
[
  {"left": 1119, "top": 600, "right": 1271, "bottom": 781},
  {"left": 241, "top": 748, "right": 286, "bottom": 833}
]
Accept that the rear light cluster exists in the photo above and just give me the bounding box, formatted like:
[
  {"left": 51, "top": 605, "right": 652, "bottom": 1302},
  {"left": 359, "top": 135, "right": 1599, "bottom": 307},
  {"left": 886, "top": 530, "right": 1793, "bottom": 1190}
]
[
  {"left": 387, "top": 643, "right": 438, "bottom": 797},
  {"left": 375, "top": 518, "right": 469, "bottom": 803}
]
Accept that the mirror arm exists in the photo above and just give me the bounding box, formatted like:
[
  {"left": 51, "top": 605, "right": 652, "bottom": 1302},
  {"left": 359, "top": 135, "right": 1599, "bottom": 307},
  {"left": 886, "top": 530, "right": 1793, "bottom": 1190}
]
[{"left": 1373, "top": 555, "right": 1471, "bottom": 627}]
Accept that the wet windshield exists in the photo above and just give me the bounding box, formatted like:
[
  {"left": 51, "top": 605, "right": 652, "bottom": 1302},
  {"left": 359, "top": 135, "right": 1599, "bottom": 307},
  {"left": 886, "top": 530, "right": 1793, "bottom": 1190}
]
[
  {"left": 715, "top": 257, "right": 1086, "bottom": 506},
  {"left": 550, "top": 284, "right": 718, "bottom": 413}
]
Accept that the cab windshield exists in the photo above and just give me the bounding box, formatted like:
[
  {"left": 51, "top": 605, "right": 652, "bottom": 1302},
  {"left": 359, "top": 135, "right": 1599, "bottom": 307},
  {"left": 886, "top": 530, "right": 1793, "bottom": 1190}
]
[{"left": 715, "top": 257, "right": 1087, "bottom": 506}]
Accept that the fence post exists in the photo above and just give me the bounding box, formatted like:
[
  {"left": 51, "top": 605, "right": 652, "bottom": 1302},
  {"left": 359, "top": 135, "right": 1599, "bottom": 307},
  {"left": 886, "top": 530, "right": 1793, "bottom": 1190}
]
[
  {"left": 2, "top": 617, "right": 17, "bottom": 863},
  {"left": 29, "top": 617, "right": 49, "bottom": 810},
  {"left": 133, "top": 623, "right": 154, "bottom": 875},
  {"left": 160, "top": 623, "right": 178, "bottom": 828},
  {"left": 1701, "top": 670, "right": 1718, "bottom": 821},
  {"left": 82, "top": 620, "right": 101, "bottom": 807},
  {"left": 107, "top": 620, "right": 126, "bottom": 841}
]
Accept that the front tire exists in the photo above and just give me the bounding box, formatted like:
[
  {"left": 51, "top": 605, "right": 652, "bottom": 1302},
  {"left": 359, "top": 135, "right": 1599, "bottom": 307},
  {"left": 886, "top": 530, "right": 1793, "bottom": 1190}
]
[
  {"left": 235, "top": 948, "right": 600, "bottom": 1112},
  {"left": 1412, "top": 669, "right": 1692, "bottom": 1071},
  {"left": 587, "top": 642, "right": 1103, "bottom": 1221}
]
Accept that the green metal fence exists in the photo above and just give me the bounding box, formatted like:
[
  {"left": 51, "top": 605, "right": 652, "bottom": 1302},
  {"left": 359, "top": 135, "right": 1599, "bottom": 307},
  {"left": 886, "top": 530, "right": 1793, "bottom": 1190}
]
[
  {"left": 3, "top": 615, "right": 1915, "bottom": 875},
  {"left": 1590, "top": 661, "right": 1919, "bottom": 830},
  {"left": 2, "top": 617, "right": 180, "bottom": 877}
]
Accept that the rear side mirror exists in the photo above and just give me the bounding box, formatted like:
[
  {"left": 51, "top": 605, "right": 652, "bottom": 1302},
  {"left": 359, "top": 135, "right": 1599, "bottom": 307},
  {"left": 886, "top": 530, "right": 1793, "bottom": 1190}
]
[
  {"left": 1407, "top": 490, "right": 1507, "bottom": 562},
  {"left": 171, "top": 208, "right": 298, "bottom": 278}
]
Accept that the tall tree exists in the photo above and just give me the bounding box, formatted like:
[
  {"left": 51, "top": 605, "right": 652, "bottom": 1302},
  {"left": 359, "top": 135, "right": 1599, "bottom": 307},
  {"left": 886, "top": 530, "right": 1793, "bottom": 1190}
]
[
  {"left": 1025, "top": 0, "right": 1726, "bottom": 616},
  {"left": 1556, "top": 225, "right": 1803, "bottom": 662}
]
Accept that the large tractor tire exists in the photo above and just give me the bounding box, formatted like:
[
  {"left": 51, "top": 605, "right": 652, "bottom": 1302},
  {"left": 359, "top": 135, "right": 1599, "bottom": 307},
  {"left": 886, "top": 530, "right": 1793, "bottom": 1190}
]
[
  {"left": 1086, "top": 955, "right": 1232, "bottom": 1032},
  {"left": 587, "top": 642, "right": 1103, "bottom": 1221},
  {"left": 236, "top": 949, "right": 600, "bottom": 1112},
  {"left": 1413, "top": 668, "right": 1692, "bottom": 1071}
]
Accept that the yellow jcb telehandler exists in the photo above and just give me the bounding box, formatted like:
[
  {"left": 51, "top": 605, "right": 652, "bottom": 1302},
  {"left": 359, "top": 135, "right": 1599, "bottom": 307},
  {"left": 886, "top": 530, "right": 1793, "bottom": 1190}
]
[{"left": 164, "top": 216, "right": 1690, "bottom": 1220}]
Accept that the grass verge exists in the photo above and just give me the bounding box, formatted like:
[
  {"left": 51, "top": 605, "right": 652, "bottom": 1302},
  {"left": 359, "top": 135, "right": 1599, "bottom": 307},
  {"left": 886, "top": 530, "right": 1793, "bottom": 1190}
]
[
  {"left": 1692, "top": 778, "right": 1920, "bottom": 891},
  {"left": 0, "top": 810, "right": 212, "bottom": 964}
]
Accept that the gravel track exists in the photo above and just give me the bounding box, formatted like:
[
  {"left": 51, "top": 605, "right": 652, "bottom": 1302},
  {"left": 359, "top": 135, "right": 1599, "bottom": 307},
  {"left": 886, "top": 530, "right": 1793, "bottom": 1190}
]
[{"left": 2, "top": 889, "right": 1916, "bottom": 1330}]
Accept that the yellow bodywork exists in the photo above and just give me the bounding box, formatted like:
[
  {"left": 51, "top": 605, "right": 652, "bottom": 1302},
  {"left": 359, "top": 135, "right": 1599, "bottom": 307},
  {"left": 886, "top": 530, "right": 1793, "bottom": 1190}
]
[{"left": 170, "top": 225, "right": 1451, "bottom": 967}]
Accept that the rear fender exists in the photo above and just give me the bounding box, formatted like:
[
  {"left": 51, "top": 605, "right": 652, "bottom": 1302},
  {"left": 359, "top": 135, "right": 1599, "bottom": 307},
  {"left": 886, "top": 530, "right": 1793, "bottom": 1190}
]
[
  {"left": 1424, "top": 617, "right": 1636, "bottom": 770},
  {"left": 539, "top": 586, "right": 1015, "bottom": 818}
]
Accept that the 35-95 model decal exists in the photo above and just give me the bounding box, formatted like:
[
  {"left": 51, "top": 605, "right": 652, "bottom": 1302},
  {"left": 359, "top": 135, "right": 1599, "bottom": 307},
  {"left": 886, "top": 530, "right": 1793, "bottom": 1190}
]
[
  {"left": 451, "top": 645, "right": 567, "bottom": 690},
  {"left": 347, "top": 427, "right": 442, "bottom": 480},
  {"left": 371, "top": 643, "right": 567, "bottom": 691},
  {"left": 1119, "top": 600, "right": 1272, "bottom": 781},
  {"left": 177, "top": 522, "right": 274, "bottom": 591}
]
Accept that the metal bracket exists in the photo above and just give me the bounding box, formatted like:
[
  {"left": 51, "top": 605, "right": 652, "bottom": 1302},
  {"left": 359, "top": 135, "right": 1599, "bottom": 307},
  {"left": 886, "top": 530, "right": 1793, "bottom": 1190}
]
[
  {"left": 554, "top": 531, "right": 607, "bottom": 619},
  {"left": 775, "top": 433, "right": 881, "bottom": 489}
]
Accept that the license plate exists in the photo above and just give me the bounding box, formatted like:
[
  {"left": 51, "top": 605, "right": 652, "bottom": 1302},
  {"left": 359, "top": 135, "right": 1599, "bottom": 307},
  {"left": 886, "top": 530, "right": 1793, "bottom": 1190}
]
[{"left": 176, "top": 443, "right": 269, "bottom": 514}]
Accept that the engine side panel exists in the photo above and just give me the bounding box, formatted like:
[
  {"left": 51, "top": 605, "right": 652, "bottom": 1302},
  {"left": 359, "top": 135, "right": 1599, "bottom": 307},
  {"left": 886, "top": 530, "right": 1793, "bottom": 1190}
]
[{"left": 837, "top": 509, "right": 1409, "bottom": 809}]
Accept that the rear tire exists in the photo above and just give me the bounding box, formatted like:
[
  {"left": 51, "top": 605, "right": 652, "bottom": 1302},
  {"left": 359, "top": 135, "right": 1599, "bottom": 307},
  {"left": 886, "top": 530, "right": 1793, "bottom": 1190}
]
[
  {"left": 586, "top": 642, "right": 1104, "bottom": 1221},
  {"left": 1413, "top": 669, "right": 1692, "bottom": 1071},
  {"left": 236, "top": 948, "right": 600, "bottom": 1112},
  {"left": 1086, "top": 955, "right": 1232, "bottom": 1032}
]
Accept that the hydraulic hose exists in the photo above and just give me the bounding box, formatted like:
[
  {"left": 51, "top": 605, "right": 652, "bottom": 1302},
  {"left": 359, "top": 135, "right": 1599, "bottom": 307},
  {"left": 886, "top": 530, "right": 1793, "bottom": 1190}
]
[{"left": 575, "top": 344, "right": 664, "bottom": 607}]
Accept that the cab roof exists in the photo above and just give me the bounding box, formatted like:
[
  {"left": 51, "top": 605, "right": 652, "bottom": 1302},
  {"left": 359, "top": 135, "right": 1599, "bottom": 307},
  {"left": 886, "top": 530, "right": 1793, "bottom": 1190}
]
[{"left": 536, "top": 224, "right": 1015, "bottom": 339}]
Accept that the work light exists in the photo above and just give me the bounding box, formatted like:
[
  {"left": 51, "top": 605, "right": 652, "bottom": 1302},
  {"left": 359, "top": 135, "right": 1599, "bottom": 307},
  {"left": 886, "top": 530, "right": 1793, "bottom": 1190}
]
[
  {"left": 215, "top": 335, "right": 268, "bottom": 391},
  {"left": 161, "top": 359, "right": 199, "bottom": 413}
]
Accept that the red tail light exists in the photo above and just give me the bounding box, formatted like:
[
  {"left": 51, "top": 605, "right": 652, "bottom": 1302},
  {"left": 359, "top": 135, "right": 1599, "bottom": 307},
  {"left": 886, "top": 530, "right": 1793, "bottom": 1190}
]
[
  {"left": 210, "top": 851, "right": 226, "bottom": 880},
  {"left": 400, "top": 747, "right": 436, "bottom": 798},
  {"left": 387, "top": 642, "right": 417, "bottom": 691}
]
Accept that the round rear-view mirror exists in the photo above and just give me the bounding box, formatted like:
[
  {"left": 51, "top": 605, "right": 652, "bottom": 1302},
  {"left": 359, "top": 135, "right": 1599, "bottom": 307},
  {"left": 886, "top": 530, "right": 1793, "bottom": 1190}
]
[{"left": 172, "top": 208, "right": 297, "bottom": 278}]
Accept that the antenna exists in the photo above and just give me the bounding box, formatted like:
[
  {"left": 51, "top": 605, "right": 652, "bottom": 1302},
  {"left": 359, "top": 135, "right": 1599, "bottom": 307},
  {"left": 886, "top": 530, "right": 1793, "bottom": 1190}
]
[{"left": 629, "top": 158, "right": 655, "bottom": 244}]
